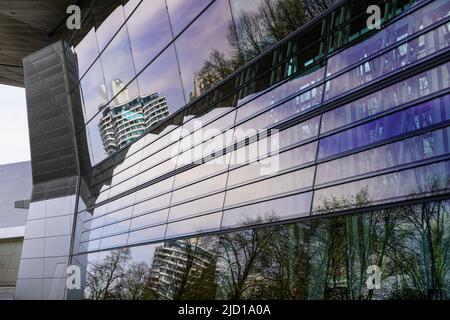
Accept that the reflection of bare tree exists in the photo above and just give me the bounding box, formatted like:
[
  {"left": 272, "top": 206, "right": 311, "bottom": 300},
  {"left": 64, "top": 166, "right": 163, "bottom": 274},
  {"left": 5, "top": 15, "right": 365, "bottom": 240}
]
[
  {"left": 313, "top": 176, "right": 450, "bottom": 300},
  {"left": 85, "top": 238, "right": 218, "bottom": 300},
  {"left": 216, "top": 217, "right": 274, "bottom": 299},
  {"left": 120, "top": 262, "right": 153, "bottom": 299},
  {"left": 216, "top": 178, "right": 449, "bottom": 300},
  {"left": 195, "top": 0, "right": 337, "bottom": 96},
  {"left": 86, "top": 248, "right": 131, "bottom": 300},
  {"left": 385, "top": 181, "right": 450, "bottom": 299},
  {"left": 148, "top": 237, "right": 217, "bottom": 300}
]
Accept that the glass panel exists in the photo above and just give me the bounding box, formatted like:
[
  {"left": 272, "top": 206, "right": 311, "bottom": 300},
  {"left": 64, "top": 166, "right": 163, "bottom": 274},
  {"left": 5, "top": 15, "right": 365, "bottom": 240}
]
[
  {"left": 173, "top": 153, "right": 230, "bottom": 189},
  {"left": 79, "top": 59, "right": 107, "bottom": 122},
  {"left": 175, "top": 0, "right": 234, "bottom": 101},
  {"left": 318, "top": 95, "right": 450, "bottom": 160},
  {"left": 137, "top": 45, "right": 186, "bottom": 115},
  {"left": 126, "top": 0, "right": 172, "bottom": 73},
  {"left": 73, "top": 28, "right": 99, "bottom": 80},
  {"left": 127, "top": 224, "right": 166, "bottom": 244},
  {"left": 238, "top": 84, "right": 324, "bottom": 131},
  {"left": 224, "top": 166, "right": 315, "bottom": 207},
  {"left": 85, "top": 111, "right": 110, "bottom": 165},
  {"left": 321, "top": 62, "right": 450, "bottom": 134},
  {"left": 133, "top": 193, "right": 171, "bottom": 216},
  {"left": 135, "top": 177, "right": 174, "bottom": 203},
  {"left": 279, "top": 116, "right": 320, "bottom": 148},
  {"left": 327, "top": 0, "right": 450, "bottom": 76},
  {"left": 89, "top": 206, "right": 133, "bottom": 230},
  {"left": 95, "top": 6, "right": 126, "bottom": 51},
  {"left": 168, "top": 193, "right": 225, "bottom": 222},
  {"left": 75, "top": 201, "right": 450, "bottom": 300},
  {"left": 130, "top": 209, "right": 169, "bottom": 230},
  {"left": 316, "top": 127, "right": 450, "bottom": 185},
  {"left": 166, "top": 0, "right": 212, "bottom": 35},
  {"left": 227, "top": 141, "right": 317, "bottom": 188},
  {"left": 171, "top": 173, "right": 227, "bottom": 205},
  {"left": 100, "top": 27, "right": 137, "bottom": 102},
  {"left": 165, "top": 212, "right": 221, "bottom": 238},
  {"left": 81, "top": 237, "right": 219, "bottom": 299},
  {"left": 124, "top": 0, "right": 141, "bottom": 17},
  {"left": 99, "top": 233, "right": 128, "bottom": 250},
  {"left": 222, "top": 191, "right": 312, "bottom": 229},
  {"left": 325, "top": 23, "right": 450, "bottom": 101},
  {"left": 236, "top": 66, "right": 325, "bottom": 122},
  {"left": 313, "top": 160, "right": 450, "bottom": 214}
]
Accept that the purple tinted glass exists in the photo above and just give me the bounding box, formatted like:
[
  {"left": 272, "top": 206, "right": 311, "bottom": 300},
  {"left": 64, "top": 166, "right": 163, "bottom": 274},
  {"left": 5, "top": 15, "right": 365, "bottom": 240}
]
[
  {"left": 318, "top": 95, "right": 450, "bottom": 159},
  {"left": 327, "top": 0, "right": 450, "bottom": 76},
  {"left": 321, "top": 63, "right": 450, "bottom": 134}
]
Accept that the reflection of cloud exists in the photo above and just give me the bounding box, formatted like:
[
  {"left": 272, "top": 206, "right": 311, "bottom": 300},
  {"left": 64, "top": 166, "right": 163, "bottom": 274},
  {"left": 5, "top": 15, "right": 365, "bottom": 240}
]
[
  {"left": 126, "top": 0, "right": 172, "bottom": 72},
  {"left": 175, "top": 0, "right": 234, "bottom": 96},
  {"left": 166, "top": 0, "right": 211, "bottom": 34},
  {"left": 74, "top": 28, "right": 99, "bottom": 76},
  {"left": 96, "top": 7, "right": 125, "bottom": 50},
  {"left": 138, "top": 46, "right": 185, "bottom": 113}
]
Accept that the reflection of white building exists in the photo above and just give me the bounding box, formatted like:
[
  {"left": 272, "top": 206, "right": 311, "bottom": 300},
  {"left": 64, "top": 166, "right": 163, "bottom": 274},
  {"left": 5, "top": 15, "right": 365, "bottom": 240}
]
[
  {"left": 99, "top": 80, "right": 170, "bottom": 155},
  {"left": 149, "top": 240, "right": 215, "bottom": 300}
]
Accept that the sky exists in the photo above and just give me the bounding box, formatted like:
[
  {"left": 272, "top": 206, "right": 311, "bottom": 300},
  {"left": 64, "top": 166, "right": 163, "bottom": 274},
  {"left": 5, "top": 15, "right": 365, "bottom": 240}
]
[{"left": 0, "top": 84, "right": 30, "bottom": 165}]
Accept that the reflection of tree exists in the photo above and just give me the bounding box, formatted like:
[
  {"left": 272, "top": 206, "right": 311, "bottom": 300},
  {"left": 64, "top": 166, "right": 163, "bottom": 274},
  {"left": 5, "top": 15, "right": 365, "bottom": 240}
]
[
  {"left": 195, "top": 0, "right": 337, "bottom": 95},
  {"left": 216, "top": 181, "right": 449, "bottom": 300},
  {"left": 216, "top": 217, "right": 274, "bottom": 299},
  {"left": 385, "top": 181, "right": 450, "bottom": 299},
  {"left": 86, "top": 248, "right": 131, "bottom": 300},
  {"left": 120, "top": 261, "right": 153, "bottom": 299},
  {"left": 85, "top": 238, "right": 218, "bottom": 300},
  {"left": 152, "top": 237, "right": 218, "bottom": 300}
]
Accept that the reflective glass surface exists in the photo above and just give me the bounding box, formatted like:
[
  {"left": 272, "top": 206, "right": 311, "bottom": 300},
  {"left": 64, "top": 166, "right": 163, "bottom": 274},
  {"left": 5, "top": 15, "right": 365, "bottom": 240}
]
[
  {"left": 318, "top": 95, "right": 450, "bottom": 160},
  {"left": 166, "top": 0, "right": 212, "bottom": 36},
  {"left": 317, "top": 127, "right": 450, "bottom": 185},
  {"left": 65, "top": 2, "right": 450, "bottom": 286},
  {"left": 321, "top": 62, "right": 450, "bottom": 134},
  {"left": 74, "top": 199, "right": 450, "bottom": 300},
  {"left": 175, "top": 0, "right": 234, "bottom": 100},
  {"left": 327, "top": 0, "right": 450, "bottom": 76},
  {"left": 126, "top": 0, "right": 172, "bottom": 72},
  {"left": 137, "top": 45, "right": 186, "bottom": 114},
  {"left": 325, "top": 22, "right": 450, "bottom": 101}
]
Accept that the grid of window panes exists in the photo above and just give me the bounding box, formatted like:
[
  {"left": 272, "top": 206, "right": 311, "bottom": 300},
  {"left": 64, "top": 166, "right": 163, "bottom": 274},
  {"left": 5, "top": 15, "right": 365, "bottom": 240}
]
[
  {"left": 72, "top": 0, "right": 450, "bottom": 255},
  {"left": 70, "top": 0, "right": 428, "bottom": 166},
  {"left": 70, "top": 199, "right": 450, "bottom": 300}
]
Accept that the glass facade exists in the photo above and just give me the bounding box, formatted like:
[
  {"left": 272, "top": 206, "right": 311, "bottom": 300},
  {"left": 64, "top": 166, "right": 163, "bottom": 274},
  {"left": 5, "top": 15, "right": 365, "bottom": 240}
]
[
  {"left": 73, "top": 200, "right": 450, "bottom": 300},
  {"left": 69, "top": 0, "right": 435, "bottom": 166},
  {"left": 18, "top": 0, "right": 450, "bottom": 300}
]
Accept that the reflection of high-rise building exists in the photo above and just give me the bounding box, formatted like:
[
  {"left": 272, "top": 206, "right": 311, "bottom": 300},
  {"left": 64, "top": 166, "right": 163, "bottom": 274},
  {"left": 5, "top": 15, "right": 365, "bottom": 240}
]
[
  {"left": 99, "top": 80, "right": 170, "bottom": 155},
  {"left": 148, "top": 240, "right": 215, "bottom": 300}
]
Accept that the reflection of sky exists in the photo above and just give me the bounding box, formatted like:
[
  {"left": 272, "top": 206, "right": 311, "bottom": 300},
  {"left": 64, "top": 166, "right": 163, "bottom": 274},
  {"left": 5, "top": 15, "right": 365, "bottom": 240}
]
[
  {"left": 77, "top": 0, "right": 239, "bottom": 163},
  {"left": 127, "top": 0, "right": 172, "bottom": 73},
  {"left": 138, "top": 45, "right": 186, "bottom": 114},
  {"left": 175, "top": 0, "right": 234, "bottom": 99},
  {"left": 96, "top": 6, "right": 125, "bottom": 51},
  {"left": 166, "top": 0, "right": 213, "bottom": 35},
  {"left": 100, "top": 27, "right": 137, "bottom": 101},
  {"left": 80, "top": 60, "right": 107, "bottom": 121},
  {"left": 74, "top": 28, "right": 99, "bottom": 77},
  {"left": 229, "top": 0, "right": 263, "bottom": 15},
  {"left": 123, "top": 0, "right": 141, "bottom": 17},
  {"left": 86, "top": 111, "right": 108, "bottom": 164}
]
